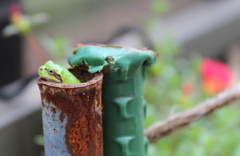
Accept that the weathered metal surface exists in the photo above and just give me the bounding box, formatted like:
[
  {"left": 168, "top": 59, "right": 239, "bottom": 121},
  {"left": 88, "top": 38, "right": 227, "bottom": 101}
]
[
  {"left": 68, "top": 45, "right": 156, "bottom": 156},
  {"left": 37, "top": 71, "right": 103, "bottom": 156}
]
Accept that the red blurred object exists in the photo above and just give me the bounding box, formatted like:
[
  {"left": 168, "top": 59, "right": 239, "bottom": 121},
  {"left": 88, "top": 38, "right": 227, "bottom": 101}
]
[
  {"left": 182, "top": 81, "right": 194, "bottom": 96},
  {"left": 200, "top": 58, "right": 233, "bottom": 94},
  {"left": 9, "top": 4, "right": 21, "bottom": 24},
  {"left": 10, "top": 4, "right": 21, "bottom": 15}
]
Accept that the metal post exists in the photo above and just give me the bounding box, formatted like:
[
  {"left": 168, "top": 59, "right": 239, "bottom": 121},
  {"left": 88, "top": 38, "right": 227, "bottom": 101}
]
[{"left": 37, "top": 69, "right": 103, "bottom": 156}]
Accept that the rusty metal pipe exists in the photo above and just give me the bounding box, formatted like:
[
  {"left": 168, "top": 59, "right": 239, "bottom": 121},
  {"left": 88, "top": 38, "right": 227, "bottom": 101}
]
[{"left": 37, "top": 70, "right": 103, "bottom": 156}]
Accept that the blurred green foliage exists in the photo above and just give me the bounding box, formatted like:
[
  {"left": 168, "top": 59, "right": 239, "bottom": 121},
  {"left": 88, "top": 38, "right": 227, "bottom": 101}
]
[
  {"left": 34, "top": 135, "right": 44, "bottom": 156},
  {"left": 40, "top": 36, "right": 73, "bottom": 65},
  {"left": 151, "top": 0, "right": 168, "bottom": 15},
  {"left": 145, "top": 2, "right": 240, "bottom": 155},
  {"left": 34, "top": 135, "right": 44, "bottom": 146},
  {"left": 144, "top": 37, "right": 240, "bottom": 156}
]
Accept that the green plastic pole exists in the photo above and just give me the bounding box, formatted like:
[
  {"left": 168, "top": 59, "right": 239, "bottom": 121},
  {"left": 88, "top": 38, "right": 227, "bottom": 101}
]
[{"left": 68, "top": 44, "right": 156, "bottom": 156}]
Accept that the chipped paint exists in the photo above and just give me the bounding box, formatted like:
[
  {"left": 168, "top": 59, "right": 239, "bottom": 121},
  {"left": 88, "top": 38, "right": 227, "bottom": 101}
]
[{"left": 37, "top": 72, "right": 103, "bottom": 156}]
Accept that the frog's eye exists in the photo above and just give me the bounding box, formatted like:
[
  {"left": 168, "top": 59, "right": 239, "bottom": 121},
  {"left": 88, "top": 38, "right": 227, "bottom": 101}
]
[{"left": 47, "top": 69, "right": 55, "bottom": 75}]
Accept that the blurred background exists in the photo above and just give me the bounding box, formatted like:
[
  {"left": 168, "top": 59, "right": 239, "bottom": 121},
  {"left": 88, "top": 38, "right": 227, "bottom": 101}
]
[{"left": 1, "top": 0, "right": 240, "bottom": 155}]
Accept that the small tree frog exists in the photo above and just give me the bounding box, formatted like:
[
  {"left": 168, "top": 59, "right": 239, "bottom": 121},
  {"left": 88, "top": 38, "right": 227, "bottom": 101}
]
[{"left": 38, "top": 61, "right": 81, "bottom": 84}]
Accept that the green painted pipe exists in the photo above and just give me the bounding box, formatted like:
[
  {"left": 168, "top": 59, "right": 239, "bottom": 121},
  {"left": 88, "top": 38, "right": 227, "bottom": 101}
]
[{"left": 68, "top": 44, "right": 156, "bottom": 156}]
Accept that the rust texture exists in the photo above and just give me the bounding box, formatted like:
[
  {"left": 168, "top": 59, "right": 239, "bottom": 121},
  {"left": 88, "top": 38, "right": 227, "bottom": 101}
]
[{"left": 38, "top": 69, "right": 103, "bottom": 156}]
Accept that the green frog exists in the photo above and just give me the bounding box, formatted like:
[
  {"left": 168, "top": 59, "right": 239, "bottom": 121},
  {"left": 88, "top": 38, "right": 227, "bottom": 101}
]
[{"left": 38, "top": 60, "right": 80, "bottom": 84}]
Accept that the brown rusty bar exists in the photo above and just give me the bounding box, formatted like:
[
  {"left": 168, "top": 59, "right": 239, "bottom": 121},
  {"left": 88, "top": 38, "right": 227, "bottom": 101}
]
[{"left": 37, "top": 68, "right": 103, "bottom": 156}]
